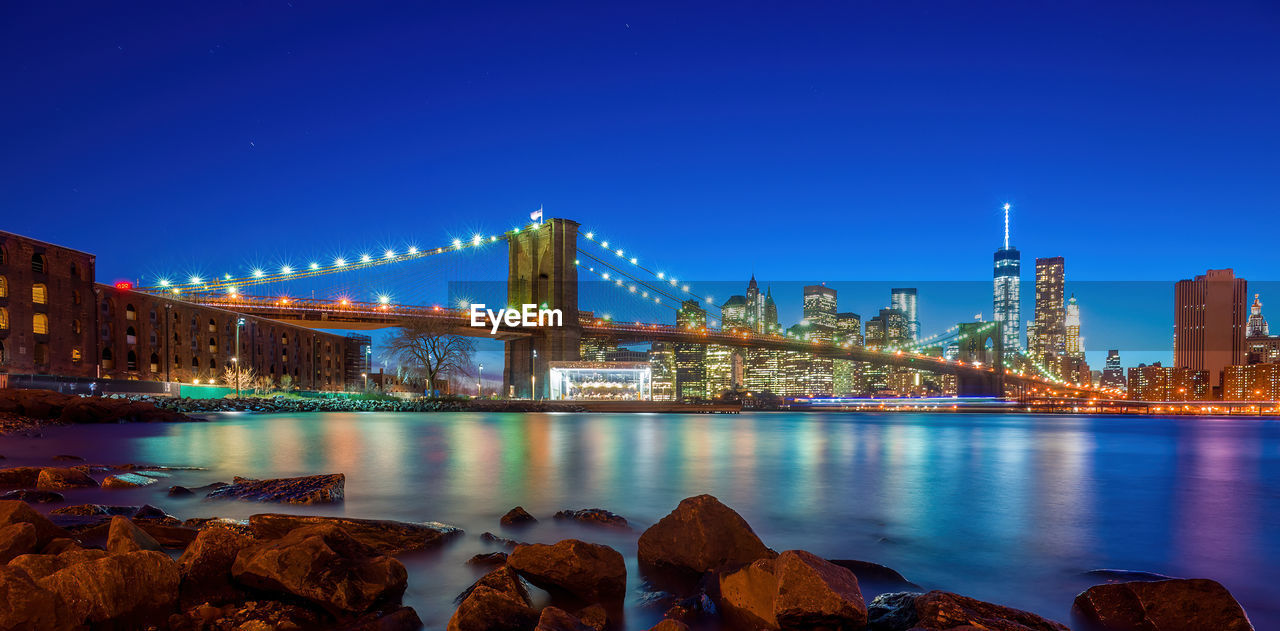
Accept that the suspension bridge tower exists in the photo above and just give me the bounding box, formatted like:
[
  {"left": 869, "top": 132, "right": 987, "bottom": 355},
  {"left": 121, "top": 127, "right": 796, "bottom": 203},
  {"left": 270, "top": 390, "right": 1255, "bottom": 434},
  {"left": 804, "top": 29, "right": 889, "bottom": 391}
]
[
  {"left": 504, "top": 217, "right": 582, "bottom": 398},
  {"left": 953, "top": 321, "right": 1005, "bottom": 397}
]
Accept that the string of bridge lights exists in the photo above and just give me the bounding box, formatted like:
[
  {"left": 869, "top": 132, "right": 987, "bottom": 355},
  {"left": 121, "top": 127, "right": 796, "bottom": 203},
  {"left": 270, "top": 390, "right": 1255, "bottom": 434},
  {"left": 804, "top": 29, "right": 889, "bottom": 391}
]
[
  {"left": 141, "top": 230, "right": 515, "bottom": 297},
  {"left": 578, "top": 230, "right": 721, "bottom": 311},
  {"left": 574, "top": 258, "right": 723, "bottom": 328}
]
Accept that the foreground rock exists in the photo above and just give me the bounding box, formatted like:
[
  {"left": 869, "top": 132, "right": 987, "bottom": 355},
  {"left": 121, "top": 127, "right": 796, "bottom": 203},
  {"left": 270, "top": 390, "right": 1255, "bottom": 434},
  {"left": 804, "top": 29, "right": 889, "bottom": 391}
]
[
  {"left": 509, "top": 539, "right": 627, "bottom": 605},
  {"left": 106, "top": 515, "right": 163, "bottom": 553},
  {"left": 501, "top": 506, "right": 537, "bottom": 526},
  {"left": 232, "top": 523, "right": 407, "bottom": 616},
  {"left": 0, "top": 522, "right": 38, "bottom": 563},
  {"left": 0, "top": 489, "right": 63, "bottom": 503},
  {"left": 178, "top": 525, "right": 256, "bottom": 608},
  {"left": 205, "top": 473, "right": 345, "bottom": 504},
  {"left": 553, "top": 508, "right": 629, "bottom": 529},
  {"left": 718, "top": 550, "right": 867, "bottom": 630},
  {"left": 0, "top": 467, "right": 45, "bottom": 487},
  {"left": 868, "top": 590, "right": 1068, "bottom": 631},
  {"left": 449, "top": 565, "right": 538, "bottom": 631},
  {"left": 0, "top": 565, "right": 71, "bottom": 630},
  {"left": 828, "top": 559, "right": 920, "bottom": 592},
  {"left": 38, "top": 550, "right": 181, "bottom": 628},
  {"left": 35, "top": 467, "right": 97, "bottom": 491},
  {"left": 535, "top": 606, "right": 595, "bottom": 631},
  {"left": 1072, "top": 578, "right": 1254, "bottom": 631},
  {"left": 0, "top": 500, "right": 71, "bottom": 548},
  {"left": 249, "top": 513, "right": 462, "bottom": 555},
  {"left": 638, "top": 494, "right": 773, "bottom": 578}
]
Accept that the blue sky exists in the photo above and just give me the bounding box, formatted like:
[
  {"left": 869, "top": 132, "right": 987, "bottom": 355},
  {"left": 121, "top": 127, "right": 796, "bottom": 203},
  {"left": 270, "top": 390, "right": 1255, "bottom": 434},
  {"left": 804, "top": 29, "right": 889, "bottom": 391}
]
[{"left": 4, "top": 1, "right": 1279, "bottom": 370}]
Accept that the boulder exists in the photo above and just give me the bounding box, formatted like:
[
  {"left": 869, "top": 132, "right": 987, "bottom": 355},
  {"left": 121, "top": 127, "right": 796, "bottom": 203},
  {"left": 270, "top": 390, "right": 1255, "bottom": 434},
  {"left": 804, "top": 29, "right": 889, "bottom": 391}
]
[
  {"left": 168, "top": 598, "right": 327, "bottom": 631},
  {"left": 0, "top": 565, "right": 72, "bottom": 631},
  {"left": 249, "top": 513, "right": 462, "bottom": 555},
  {"left": 0, "top": 467, "right": 45, "bottom": 487},
  {"left": 37, "top": 550, "right": 181, "bottom": 629},
  {"left": 1072, "top": 578, "right": 1254, "bottom": 631},
  {"left": 41, "top": 538, "right": 81, "bottom": 554},
  {"left": 509, "top": 539, "right": 627, "bottom": 605},
  {"left": 232, "top": 523, "right": 407, "bottom": 616},
  {"left": 134, "top": 504, "right": 178, "bottom": 521},
  {"left": 10, "top": 548, "right": 109, "bottom": 581},
  {"left": 35, "top": 467, "right": 98, "bottom": 491},
  {"left": 638, "top": 494, "right": 773, "bottom": 577},
  {"left": 468, "top": 551, "right": 509, "bottom": 567},
  {"left": 449, "top": 566, "right": 538, "bottom": 631},
  {"left": 501, "top": 506, "right": 538, "bottom": 527},
  {"left": 183, "top": 517, "right": 254, "bottom": 536},
  {"left": 73, "top": 517, "right": 198, "bottom": 550},
  {"left": 719, "top": 551, "right": 868, "bottom": 630},
  {"left": 107, "top": 515, "right": 163, "bottom": 553},
  {"left": 535, "top": 606, "right": 594, "bottom": 631},
  {"left": 828, "top": 559, "right": 920, "bottom": 591},
  {"left": 0, "top": 489, "right": 64, "bottom": 503},
  {"left": 178, "top": 525, "right": 255, "bottom": 608},
  {"left": 205, "top": 473, "right": 345, "bottom": 504},
  {"left": 576, "top": 604, "right": 608, "bottom": 630},
  {"left": 0, "top": 500, "right": 72, "bottom": 547},
  {"left": 102, "top": 472, "right": 158, "bottom": 489},
  {"left": 553, "top": 508, "right": 629, "bottom": 529},
  {"left": 0, "top": 522, "right": 38, "bottom": 563},
  {"left": 718, "top": 557, "right": 783, "bottom": 628},
  {"left": 168, "top": 485, "right": 195, "bottom": 496},
  {"left": 51, "top": 503, "right": 139, "bottom": 517},
  {"left": 867, "top": 590, "right": 1068, "bottom": 631},
  {"left": 482, "top": 532, "right": 529, "bottom": 548}
]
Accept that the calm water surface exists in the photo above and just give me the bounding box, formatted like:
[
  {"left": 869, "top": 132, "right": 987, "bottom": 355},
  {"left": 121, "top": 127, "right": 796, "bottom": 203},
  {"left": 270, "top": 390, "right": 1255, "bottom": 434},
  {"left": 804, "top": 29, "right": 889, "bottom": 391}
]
[{"left": 3, "top": 412, "right": 1278, "bottom": 629}]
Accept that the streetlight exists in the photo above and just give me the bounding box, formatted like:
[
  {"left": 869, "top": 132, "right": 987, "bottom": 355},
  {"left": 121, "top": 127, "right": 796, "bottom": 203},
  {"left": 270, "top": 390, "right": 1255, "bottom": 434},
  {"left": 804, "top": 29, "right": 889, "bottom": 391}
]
[
  {"left": 531, "top": 349, "right": 537, "bottom": 400},
  {"left": 477, "top": 363, "right": 484, "bottom": 398},
  {"left": 234, "top": 317, "right": 245, "bottom": 398},
  {"left": 362, "top": 372, "right": 368, "bottom": 390}
]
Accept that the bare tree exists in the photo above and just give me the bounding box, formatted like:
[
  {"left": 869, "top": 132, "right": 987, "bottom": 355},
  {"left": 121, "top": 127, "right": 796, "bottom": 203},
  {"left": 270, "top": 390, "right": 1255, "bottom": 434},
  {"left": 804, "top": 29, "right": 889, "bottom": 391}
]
[
  {"left": 386, "top": 319, "right": 476, "bottom": 395},
  {"left": 279, "top": 374, "right": 294, "bottom": 392},
  {"left": 222, "top": 364, "right": 257, "bottom": 392}
]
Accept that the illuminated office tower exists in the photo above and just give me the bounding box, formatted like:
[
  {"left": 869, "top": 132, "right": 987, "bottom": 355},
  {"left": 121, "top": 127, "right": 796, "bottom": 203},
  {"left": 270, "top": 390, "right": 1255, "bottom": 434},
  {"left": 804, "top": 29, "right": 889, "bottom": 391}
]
[
  {"left": 1032, "top": 257, "right": 1066, "bottom": 367},
  {"left": 1175, "top": 269, "right": 1247, "bottom": 391},
  {"left": 1065, "top": 294, "right": 1083, "bottom": 358},
  {"left": 993, "top": 203, "right": 1021, "bottom": 352},
  {"left": 649, "top": 342, "right": 676, "bottom": 401},
  {"left": 674, "top": 300, "right": 708, "bottom": 400},
  {"left": 721, "top": 295, "right": 748, "bottom": 332},
  {"left": 834, "top": 312, "right": 864, "bottom": 395},
  {"left": 764, "top": 287, "right": 779, "bottom": 333},
  {"left": 891, "top": 288, "right": 919, "bottom": 341},
  {"left": 1247, "top": 294, "right": 1269, "bottom": 338},
  {"left": 1100, "top": 349, "right": 1126, "bottom": 392},
  {"left": 745, "top": 275, "right": 766, "bottom": 333},
  {"left": 803, "top": 285, "right": 838, "bottom": 333}
]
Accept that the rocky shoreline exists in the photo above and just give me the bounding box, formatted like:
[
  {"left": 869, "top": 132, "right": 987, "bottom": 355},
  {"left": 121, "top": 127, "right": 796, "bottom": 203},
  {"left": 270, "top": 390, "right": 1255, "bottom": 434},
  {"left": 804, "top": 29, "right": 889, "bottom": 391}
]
[
  {"left": 0, "top": 388, "right": 590, "bottom": 435},
  {"left": 0, "top": 454, "right": 1259, "bottom": 631}
]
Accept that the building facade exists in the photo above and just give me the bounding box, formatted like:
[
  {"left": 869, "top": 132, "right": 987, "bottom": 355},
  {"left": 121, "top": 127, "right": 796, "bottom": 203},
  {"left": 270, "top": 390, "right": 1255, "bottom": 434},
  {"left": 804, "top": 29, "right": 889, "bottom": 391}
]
[
  {"left": 0, "top": 231, "right": 98, "bottom": 379},
  {"left": 890, "top": 288, "right": 919, "bottom": 341},
  {"left": 1031, "top": 256, "right": 1066, "bottom": 369},
  {"left": 993, "top": 246, "right": 1021, "bottom": 353},
  {"left": 1174, "top": 269, "right": 1247, "bottom": 394}
]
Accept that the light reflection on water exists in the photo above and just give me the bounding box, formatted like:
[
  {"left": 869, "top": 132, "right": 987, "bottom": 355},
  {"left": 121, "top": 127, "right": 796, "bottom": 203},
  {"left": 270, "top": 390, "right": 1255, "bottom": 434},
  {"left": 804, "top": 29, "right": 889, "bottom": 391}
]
[{"left": 3, "top": 412, "right": 1278, "bottom": 630}]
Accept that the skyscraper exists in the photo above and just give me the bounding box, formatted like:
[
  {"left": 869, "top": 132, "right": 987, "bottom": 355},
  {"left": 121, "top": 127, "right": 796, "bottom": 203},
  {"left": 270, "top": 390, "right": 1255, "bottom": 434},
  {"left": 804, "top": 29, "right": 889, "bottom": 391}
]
[
  {"left": 890, "top": 288, "right": 919, "bottom": 341},
  {"left": 745, "top": 275, "right": 765, "bottom": 333},
  {"left": 1100, "top": 349, "right": 1126, "bottom": 392},
  {"left": 1175, "top": 269, "right": 1247, "bottom": 391},
  {"left": 674, "top": 299, "right": 708, "bottom": 400},
  {"left": 993, "top": 204, "right": 1021, "bottom": 353},
  {"left": 1065, "top": 294, "right": 1083, "bottom": 359},
  {"left": 721, "top": 295, "right": 748, "bottom": 332},
  {"left": 1247, "top": 294, "right": 1269, "bottom": 338},
  {"left": 1032, "top": 256, "right": 1066, "bottom": 366},
  {"left": 802, "top": 285, "right": 838, "bottom": 333},
  {"left": 764, "top": 288, "right": 778, "bottom": 332}
]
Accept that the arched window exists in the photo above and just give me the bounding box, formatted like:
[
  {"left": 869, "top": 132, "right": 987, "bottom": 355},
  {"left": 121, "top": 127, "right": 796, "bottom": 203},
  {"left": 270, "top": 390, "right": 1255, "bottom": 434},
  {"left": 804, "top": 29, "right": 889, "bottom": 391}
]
[
  {"left": 0, "top": 247, "right": 5, "bottom": 265},
  {"left": 101, "top": 348, "right": 114, "bottom": 370},
  {"left": 72, "top": 319, "right": 81, "bottom": 335},
  {"left": 149, "top": 331, "right": 157, "bottom": 346},
  {"left": 31, "top": 253, "right": 46, "bottom": 274},
  {"left": 34, "top": 344, "right": 48, "bottom": 365},
  {"left": 33, "top": 313, "right": 49, "bottom": 335},
  {"left": 208, "top": 319, "right": 216, "bottom": 333},
  {"left": 32, "top": 284, "right": 48, "bottom": 305},
  {"left": 69, "top": 262, "right": 78, "bottom": 279},
  {"left": 126, "top": 304, "right": 137, "bottom": 321},
  {"left": 0, "top": 307, "right": 7, "bottom": 331},
  {"left": 0, "top": 275, "right": 7, "bottom": 298},
  {"left": 150, "top": 310, "right": 157, "bottom": 323},
  {"left": 127, "top": 350, "right": 138, "bottom": 371},
  {"left": 174, "top": 354, "right": 180, "bottom": 367},
  {"left": 191, "top": 356, "right": 199, "bottom": 368},
  {"left": 209, "top": 358, "right": 217, "bottom": 369},
  {"left": 71, "top": 348, "right": 82, "bottom": 362},
  {"left": 72, "top": 290, "right": 81, "bottom": 305},
  {"left": 208, "top": 337, "right": 217, "bottom": 353},
  {"left": 0, "top": 340, "right": 6, "bottom": 363},
  {"left": 281, "top": 333, "right": 289, "bottom": 346},
  {"left": 126, "top": 326, "right": 137, "bottom": 345},
  {"left": 150, "top": 354, "right": 160, "bottom": 372}
]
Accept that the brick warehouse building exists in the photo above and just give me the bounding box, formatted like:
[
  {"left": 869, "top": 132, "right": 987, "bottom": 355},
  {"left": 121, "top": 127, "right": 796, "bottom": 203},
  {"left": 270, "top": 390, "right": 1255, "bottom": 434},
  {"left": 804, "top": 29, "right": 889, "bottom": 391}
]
[{"left": 1, "top": 230, "right": 360, "bottom": 391}]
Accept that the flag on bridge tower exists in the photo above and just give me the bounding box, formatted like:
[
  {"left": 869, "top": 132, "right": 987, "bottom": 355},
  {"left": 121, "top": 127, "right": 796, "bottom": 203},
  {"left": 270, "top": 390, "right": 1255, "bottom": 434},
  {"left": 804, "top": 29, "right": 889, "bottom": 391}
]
[{"left": 530, "top": 205, "right": 543, "bottom": 223}]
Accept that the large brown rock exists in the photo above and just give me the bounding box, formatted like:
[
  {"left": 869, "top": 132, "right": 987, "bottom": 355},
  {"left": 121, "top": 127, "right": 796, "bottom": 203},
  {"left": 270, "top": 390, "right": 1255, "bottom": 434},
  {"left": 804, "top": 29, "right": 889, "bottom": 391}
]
[
  {"left": 0, "top": 565, "right": 73, "bottom": 631},
  {"left": 449, "top": 565, "right": 537, "bottom": 631},
  {"left": 0, "top": 500, "right": 71, "bottom": 548},
  {"left": 9, "top": 548, "right": 109, "bottom": 581},
  {"left": 35, "top": 467, "right": 97, "bottom": 491},
  {"left": 501, "top": 506, "right": 537, "bottom": 527},
  {"left": 107, "top": 515, "right": 163, "bottom": 553},
  {"left": 535, "top": 606, "right": 594, "bottom": 631},
  {"left": 638, "top": 494, "right": 773, "bottom": 577},
  {"left": 509, "top": 539, "right": 627, "bottom": 605},
  {"left": 0, "top": 489, "right": 64, "bottom": 503},
  {"left": 249, "top": 513, "right": 462, "bottom": 554},
  {"left": 647, "top": 621, "right": 689, "bottom": 631},
  {"left": 37, "top": 550, "right": 181, "bottom": 629},
  {"left": 1072, "top": 578, "right": 1254, "bottom": 631},
  {"left": 205, "top": 473, "right": 345, "bottom": 504},
  {"left": 553, "top": 508, "right": 629, "bottom": 529},
  {"left": 340, "top": 605, "right": 425, "bottom": 631},
  {"left": 102, "top": 472, "right": 158, "bottom": 489},
  {"left": 0, "top": 467, "right": 46, "bottom": 487},
  {"left": 717, "top": 552, "right": 869, "bottom": 630},
  {"left": 867, "top": 590, "right": 1069, "bottom": 631},
  {"left": 0, "top": 522, "right": 38, "bottom": 563},
  {"left": 177, "top": 525, "right": 255, "bottom": 608},
  {"left": 231, "top": 523, "right": 407, "bottom": 615}
]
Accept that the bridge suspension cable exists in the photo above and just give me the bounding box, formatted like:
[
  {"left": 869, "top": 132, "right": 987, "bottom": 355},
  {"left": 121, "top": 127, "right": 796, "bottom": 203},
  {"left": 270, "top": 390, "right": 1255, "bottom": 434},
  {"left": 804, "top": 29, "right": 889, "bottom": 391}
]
[{"left": 578, "top": 230, "right": 721, "bottom": 312}]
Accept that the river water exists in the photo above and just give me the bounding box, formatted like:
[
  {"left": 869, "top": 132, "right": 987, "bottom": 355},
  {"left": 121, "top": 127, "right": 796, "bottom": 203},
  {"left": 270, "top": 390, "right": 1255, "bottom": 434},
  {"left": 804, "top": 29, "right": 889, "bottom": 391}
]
[{"left": 2, "top": 411, "right": 1277, "bottom": 629}]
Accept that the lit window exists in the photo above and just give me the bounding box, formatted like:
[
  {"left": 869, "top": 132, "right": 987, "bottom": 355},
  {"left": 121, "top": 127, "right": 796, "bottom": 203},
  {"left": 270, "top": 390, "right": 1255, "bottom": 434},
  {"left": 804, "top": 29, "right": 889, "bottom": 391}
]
[
  {"left": 33, "top": 313, "right": 49, "bottom": 335},
  {"left": 71, "top": 348, "right": 82, "bottom": 362},
  {"left": 32, "top": 284, "right": 47, "bottom": 305},
  {"left": 0, "top": 276, "right": 6, "bottom": 298},
  {"left": 126, "top": 304, "right": 136, "bottom": 320},
  {"left": 31, "top": 253, "right": 46, "bottom": 274},
  {"left": 0, "top": 307, "right": 7, "bottom": 330},
  {"left": 72, "top": 319, "right": 81, "bottom": 335}
]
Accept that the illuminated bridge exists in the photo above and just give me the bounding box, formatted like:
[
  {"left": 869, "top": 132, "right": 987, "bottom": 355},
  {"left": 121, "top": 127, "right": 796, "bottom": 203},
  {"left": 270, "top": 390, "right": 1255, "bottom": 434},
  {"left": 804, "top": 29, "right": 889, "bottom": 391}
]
[{"left": 136, "top": 217, "right": 1101, "bottom": 400}]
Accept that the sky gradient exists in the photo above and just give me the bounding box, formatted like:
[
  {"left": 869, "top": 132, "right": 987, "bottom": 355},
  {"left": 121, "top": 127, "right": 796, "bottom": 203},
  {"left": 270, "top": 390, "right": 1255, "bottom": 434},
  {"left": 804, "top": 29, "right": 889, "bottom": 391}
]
[{"left": 4, "top": 1, "right": 1279, "bottom": 368}]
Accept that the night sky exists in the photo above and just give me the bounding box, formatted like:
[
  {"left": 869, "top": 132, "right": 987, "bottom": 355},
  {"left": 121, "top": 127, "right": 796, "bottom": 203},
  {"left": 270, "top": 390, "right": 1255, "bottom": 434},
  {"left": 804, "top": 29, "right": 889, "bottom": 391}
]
[{"left": 4, "top": 1, "right": 1279, "bottom": 367}]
